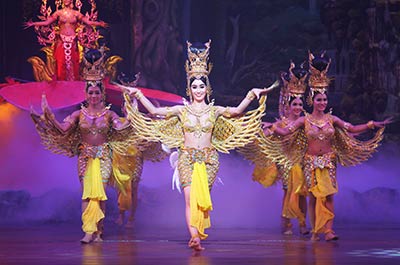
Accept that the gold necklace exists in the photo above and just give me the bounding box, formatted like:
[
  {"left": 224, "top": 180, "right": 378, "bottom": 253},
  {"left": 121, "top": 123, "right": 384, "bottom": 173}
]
[
  {"left": 307, "top": 114, "right": 329, "bottom": 129},
  {"left": 81, "top": 105, "right": 110, "bottom": 119},
  {"left": 185, "top": 103, "right": 214, "bottom": 138},
  {"left": 187, "top": 104, "right": 211, "bottom": 117}
]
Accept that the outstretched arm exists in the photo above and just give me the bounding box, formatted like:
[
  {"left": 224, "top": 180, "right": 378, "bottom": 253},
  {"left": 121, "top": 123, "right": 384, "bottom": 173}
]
[
  {"left": 24, "top": 13, "right": 57, "bottom": 28},
  {"left": 80, "top": 15, "right": 108, "bottom": 28},
  {"left": 115, "top": 84, "right": 183, "bottom": 117},
  {"left": 216, "top": 80, "right": 279, "bottom": 117},
  {"left": 110, "top": 111, "right": 130, "bottom": 130},
  {"left": 40, "top": 94, "right": 78, "bottom": 132},
  {"left": 333, "top": 116, "right": 392, "bottom": 133},
  {"left": 265, "top": 116, "right": 305, "bottom": 136}
]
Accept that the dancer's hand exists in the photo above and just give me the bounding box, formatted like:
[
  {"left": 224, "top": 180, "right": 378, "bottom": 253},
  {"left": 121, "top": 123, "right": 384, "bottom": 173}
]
[
  {"left": 374, "top": 117, "right": 394, "bottom": 128},
  {"left": 261, "top": 121, "right": 273, "bottom": 130},
  {"left": 98, "top": 21, "right": 108, "bottom": 28},
  {"left": 263, "top": 80, "right": 280, "bottom": 93},
  {"left": 252, "top": 80, "right": 279, "bottom": 99},
  {"left": 41, "top": 94, "right": 50, "bottom": 112},
  {"left": 30, "top": 105, "right": 40, "bottom": 116},
  {"left": 23, "top": 20, "right": 34, "bottom": 29},
  {"left": 113, "top": 82, "right": 139, "bottom": 96}
]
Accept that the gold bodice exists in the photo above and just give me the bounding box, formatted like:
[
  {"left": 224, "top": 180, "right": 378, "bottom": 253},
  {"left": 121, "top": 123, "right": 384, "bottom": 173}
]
[
  {"left": 180, "top": 104, "right": 216, "bottom": 137},
  {"left": 79, "top": 110, "right": 112, "bottom": 137},
  {"left": 304, "top": 114, "right": 335, "bottom": 142}
]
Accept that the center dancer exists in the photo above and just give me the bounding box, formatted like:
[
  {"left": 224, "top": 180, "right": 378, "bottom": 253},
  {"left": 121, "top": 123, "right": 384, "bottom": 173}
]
[{"left": 117, "top": 40, "right": 278, "bottom": 251}]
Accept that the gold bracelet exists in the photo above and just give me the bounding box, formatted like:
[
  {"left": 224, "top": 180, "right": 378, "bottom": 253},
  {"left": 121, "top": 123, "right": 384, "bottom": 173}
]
[
  {"left": 165, "top": 106, "right": 172, "bottom": 119},
  {"left": 270, "top": 124, "right": 277, "bottom": 133},
  {"left": 264, "top": 128, "right": 273, "bottom": 135},
  {"left": 223, "top": 107, "right": 232, "bottom": 117},
  {"left": 246, "top": 90, "right": 256, "bottom": 101},
  {"left": 134, "top": 90, "right": 144, "bottom": 100},
  {"left": 367, "top": 120, "right": 375, "bottom": 130}
]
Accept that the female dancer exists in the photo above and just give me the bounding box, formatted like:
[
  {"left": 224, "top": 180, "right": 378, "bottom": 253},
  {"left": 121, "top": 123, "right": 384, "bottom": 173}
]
[
  {"left": 267, "top": 52, "right": 391, "bottom": 241},
  {"left": 24, "top": 0, "right": 107, "bottom": 80},
  {"left": 31, "top": 54, "right": 158, "bottom": 242},
  {"left": 262, "top": 62, "right": 309, "bottom": 235},
  {"left": 117, "top": 40, "right": 277, "bottom": 251}
]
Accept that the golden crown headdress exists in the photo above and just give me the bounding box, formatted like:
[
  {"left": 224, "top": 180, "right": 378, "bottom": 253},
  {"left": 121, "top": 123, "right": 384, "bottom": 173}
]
[
  {"left": 81, "top": 46, "right": 106, "bottom": 85},
  {"left": 185, "top": 40, "right": 213, "bottom": 101},
  {"left": 308, "top": 50, "right": 332, "bottom": 94},
  {"left": 279, "top": 61, "right": 307, "bottom": 117},
  {"left": 185, "top": 40, "right": 213, "bottom": 79},
  {"left": 307, "top": 51, "right": 332, "bottom": 106}
]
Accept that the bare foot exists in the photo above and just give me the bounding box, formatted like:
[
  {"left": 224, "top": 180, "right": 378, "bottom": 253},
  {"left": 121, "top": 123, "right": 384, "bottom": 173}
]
[
  {"left": 188, "top": 236, "right": 205, "bottom": 251},
  {"left": 115, "top": 216, "right": 124, "bottom": 226},
  {"left": 93, "top": 232, "right": 103, "bottom": 243},
  {"left": 300, "top": 226, "right": 310, "bottom": 235},
  {"left": 325, "top": 231, "right": 339, "bottom": 241},
  {"left": 283, "top": 229, "right": 293, "bottom": 235},
  {"left": 310, "top": 233, "right": 320, "bottom": 242},
  {"left": 125, "top": 219, "right": 135, "bottom": 229},
  {"left": 80, "top": 233, "right": 93, "bottom": 244}
]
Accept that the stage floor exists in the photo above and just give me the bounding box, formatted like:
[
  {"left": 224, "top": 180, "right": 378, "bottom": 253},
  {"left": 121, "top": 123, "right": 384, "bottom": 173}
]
[{"left": 0, "top": 224, "right": 399, "bottom": 265}]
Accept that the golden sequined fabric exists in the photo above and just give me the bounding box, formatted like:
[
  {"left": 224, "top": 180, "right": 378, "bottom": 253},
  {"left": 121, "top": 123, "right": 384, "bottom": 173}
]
[
  {"left": 304, "top": 114, "right": 335, "bottom": 142},
  {"left": 303, "top": 152, "right": 337, "bottom": 189},
  {"left": 178, "top": 147, "right": 219, "bottom": 188},
  {"left": 78, "top": 143, "right": 112, "bottom": 183}
]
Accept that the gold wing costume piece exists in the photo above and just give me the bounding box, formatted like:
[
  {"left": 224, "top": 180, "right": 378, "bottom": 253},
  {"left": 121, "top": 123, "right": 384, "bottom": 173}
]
[
  {"left": 124, "top": 93, "right": 267, "bottom": 153},
  {"left": 31, "top": 110, "right": 80, "bottom": 157},
  {"left": 30, "top": 110, "right": 167, "bottom": 194},
  {"left": 237, "top": 118, "right": 306, "bottom": 187},
  {"left": 332, "top": 127, "right": 384, "bottom": 167}
]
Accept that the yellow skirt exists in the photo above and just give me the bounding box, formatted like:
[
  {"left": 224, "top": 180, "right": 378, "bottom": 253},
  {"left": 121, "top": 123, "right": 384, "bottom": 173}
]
[
  {"left": 309, "top": 167, "right": 338, "bottom": 234},
  {"left": 282, "top": 163, "right": 307, "bottom": 223},
  {"left": 81, "top": 158, "right": 107, "bottom": 234},
  {"left": 190, "top": 162, "right": 213, "bottom": 240}
]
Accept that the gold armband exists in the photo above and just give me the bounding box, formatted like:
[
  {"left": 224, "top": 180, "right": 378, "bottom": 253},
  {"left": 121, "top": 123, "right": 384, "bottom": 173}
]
[
  {"left": 135, "top": 90, "right": 144, "bottom": 100},
  {"left": 223, "top": 107, "right": 232, "bottom": 118},
  {"left": 367, "top": 120, "right": 375, "bottom": 130},
  {"left": 264, "top": 128, "right": 273, "bottom": 135},
  {"left": 165, "top": 106, "right": 172, "bottom": 119},
  {"left": 63, "top": 115, "right": 74, "bottom": 124},
  {"left": 270, "top": 124, "right": 277, "bottom": 133},
  {"left": 246, "top": 90, "right": 256, "bottom": 101}
]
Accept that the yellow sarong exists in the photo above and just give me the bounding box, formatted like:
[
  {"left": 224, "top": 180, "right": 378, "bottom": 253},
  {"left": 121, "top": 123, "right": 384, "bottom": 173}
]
[
  {"left": 282, "top": 163, "right": 306, "bottom": 223},
  {"left": 81, "top": 158, "right": 107, "bottom": 234},
  {"left": 309, "top": 168, "right": 338, "bottom": 233},
  {"left": 190, "top": 162, "right": 213, "bottom": 240}
]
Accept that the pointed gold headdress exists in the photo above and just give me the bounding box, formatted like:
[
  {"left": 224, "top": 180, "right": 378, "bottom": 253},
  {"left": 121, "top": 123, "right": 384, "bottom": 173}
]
[
  {"left": 185, "top": 40, "right": 213, "bottom": 101},
  {"left": 279, "top": 61, "right": 307, "bottom": 117},
  {"left": 81, "top": 46, "right": 106, "bottom": 85},
  {"left": 307, "top": 51, "right": 332, "bottom": 105}
]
